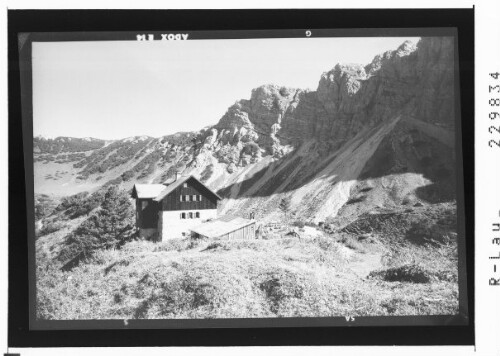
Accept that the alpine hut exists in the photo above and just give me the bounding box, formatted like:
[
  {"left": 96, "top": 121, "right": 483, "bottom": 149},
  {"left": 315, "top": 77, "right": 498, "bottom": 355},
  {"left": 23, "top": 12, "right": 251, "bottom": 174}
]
[{"left": 131, "top": 173, "right": 221, "bottom": 241}]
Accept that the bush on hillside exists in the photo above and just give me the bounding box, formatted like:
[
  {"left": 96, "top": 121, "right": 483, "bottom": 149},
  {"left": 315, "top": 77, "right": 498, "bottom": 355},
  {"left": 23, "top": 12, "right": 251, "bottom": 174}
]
[
  {"left": 279, "top": 197, "right": 292, "bottom": 222},
  {"left": 259, "top": 269, "right": 306, "bottom": 313},
  {"left": 242, "top": 142, "right": 260, "bottom": 156},
  {"left": 38, "top": 221, "right": 68, "bottom": 237},
  {"left": 58, "top": 186, "right": 135, "bottom": 268},
  {"left": 200, "top": 164, "right": 214, "bottom": 183},
  {"left": 153, "top": 238, "right": 190, "bottom": 252},
  {"left": 121, "top": 170, "right": 135, "bottom": 182},
  {"left": 406, "top": 221, "right": 455, "bottom": 246},
  {"left": 292, "top": 220, "right": 305, "bottom": 228},
  {"left": 55, "top": 192, "right": 89, "bottom": 213},
  {"left": 34, "top": 194, "right": 58, "bottom": 220},
  {"left": 64, "top": 189, "right": 106, "bottom": 219},
  {"left": 369, "top": 264, "right": 431, "bottom": 283}
]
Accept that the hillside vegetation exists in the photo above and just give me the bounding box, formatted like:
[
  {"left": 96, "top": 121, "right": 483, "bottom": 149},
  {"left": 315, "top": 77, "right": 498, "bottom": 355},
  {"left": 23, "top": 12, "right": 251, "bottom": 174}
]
[{"left": 36, "top": 194, "right": 458, "bottom": 319}]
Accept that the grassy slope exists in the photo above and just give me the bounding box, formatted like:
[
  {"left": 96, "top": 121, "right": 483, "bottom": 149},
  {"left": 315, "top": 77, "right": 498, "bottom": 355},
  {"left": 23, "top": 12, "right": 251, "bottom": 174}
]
[{"left": 37, "top": 203, "right": 458, "bottom": 320}]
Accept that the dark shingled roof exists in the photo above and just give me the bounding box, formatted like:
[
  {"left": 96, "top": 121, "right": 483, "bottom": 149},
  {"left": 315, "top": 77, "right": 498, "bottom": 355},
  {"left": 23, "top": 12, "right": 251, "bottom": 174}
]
[{"left": 153, "top": 175, "right": 222, "bottom": 202}]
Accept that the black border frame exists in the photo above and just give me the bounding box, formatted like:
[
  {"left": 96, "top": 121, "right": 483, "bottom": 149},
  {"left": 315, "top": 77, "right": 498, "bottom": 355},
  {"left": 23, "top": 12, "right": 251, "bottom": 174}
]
[{"left": 8, "top": 9, "right": 475, "bottom": 347}]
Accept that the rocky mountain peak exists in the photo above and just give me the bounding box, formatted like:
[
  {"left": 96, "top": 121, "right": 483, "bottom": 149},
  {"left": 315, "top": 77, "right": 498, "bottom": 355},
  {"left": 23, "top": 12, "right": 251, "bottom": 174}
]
[
  {"left": 364, "top": 39, "right": 418, "bottom": 76},
  {"left": 201, "top": 37, "right": 454, "bottom": 172},
  {"left": 396, "top": 40, "right": 418, "bottom": 57}
]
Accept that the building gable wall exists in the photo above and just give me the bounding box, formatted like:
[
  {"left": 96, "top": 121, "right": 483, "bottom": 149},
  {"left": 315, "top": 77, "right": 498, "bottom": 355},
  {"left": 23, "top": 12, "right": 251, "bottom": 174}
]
[
  {"left": 160, "top": 177, "right": 218, "bottom": 211},
  {"left": 136, "top": 198, "right": 159, "bottom": 229}
]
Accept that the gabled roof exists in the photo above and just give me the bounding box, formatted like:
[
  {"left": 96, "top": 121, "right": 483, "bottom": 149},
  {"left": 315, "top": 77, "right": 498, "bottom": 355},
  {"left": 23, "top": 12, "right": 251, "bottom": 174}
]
[
  {"left": 190, "top": 215, "right": 255, "bottom": 239},
  {"left": 132, "top": 184, "right": 166, "bottom": 199},
  {"left": 153, "top": 175, "right": 222, "bottom": 202}
]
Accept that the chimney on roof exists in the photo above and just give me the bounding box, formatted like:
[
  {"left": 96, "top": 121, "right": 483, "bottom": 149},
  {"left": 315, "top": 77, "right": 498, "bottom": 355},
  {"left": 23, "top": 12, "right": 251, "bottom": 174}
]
[{"left": 163, "top": 170, "right": 183, "bottom": 186}]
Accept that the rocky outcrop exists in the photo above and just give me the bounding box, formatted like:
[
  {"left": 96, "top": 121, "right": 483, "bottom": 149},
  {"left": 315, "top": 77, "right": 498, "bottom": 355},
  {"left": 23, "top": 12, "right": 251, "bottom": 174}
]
[
  {"left": 196, "top": 37, "right": 457, "bottom": 222},
  {"left": 203, "top": 37, "right": 455, "bottom": 171}
]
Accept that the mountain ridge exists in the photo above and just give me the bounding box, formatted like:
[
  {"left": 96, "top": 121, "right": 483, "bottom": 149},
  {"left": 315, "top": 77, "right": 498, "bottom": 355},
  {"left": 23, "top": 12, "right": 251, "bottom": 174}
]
[{"left": 34, "top": 37, "right": 456, "bottom": 225}]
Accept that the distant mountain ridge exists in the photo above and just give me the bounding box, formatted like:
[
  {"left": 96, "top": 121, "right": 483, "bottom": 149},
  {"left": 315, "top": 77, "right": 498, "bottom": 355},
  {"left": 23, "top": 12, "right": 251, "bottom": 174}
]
[
  {"left": 34, "top": 37, "right": 457, "bottom": 224},
  {"left": 34, "top": 136, "right": 107, "bottom": 154}
]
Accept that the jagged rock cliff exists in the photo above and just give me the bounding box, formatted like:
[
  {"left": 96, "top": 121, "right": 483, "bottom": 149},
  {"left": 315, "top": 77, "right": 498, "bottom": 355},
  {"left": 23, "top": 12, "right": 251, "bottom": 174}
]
[
  {"left": 202, "top": 37, "right": 454, "bottom": 168},
  {"left": 192, "top": 36, "right": 456, "bottom": 222}
]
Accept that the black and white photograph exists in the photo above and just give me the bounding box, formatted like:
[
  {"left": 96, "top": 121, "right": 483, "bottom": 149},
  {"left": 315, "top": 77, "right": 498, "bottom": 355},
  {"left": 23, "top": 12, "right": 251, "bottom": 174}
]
[{"left": 27, "top": 30, "right": 468, "bottom": 324}]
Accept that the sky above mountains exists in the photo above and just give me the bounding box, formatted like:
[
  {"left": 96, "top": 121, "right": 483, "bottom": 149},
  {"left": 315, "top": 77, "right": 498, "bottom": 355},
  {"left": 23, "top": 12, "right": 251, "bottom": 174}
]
[{"left": 33, "top": 36, "right": 419, "bottom": 140}]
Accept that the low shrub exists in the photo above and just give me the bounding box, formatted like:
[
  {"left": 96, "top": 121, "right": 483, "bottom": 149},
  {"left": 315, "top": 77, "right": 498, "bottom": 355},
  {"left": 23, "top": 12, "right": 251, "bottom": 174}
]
[
  {"left": 336, "top": 234, "right": 367, "bottom": 253},
  {"left": 202, "top": 242, "right": 226, "bottom": 252},
  {"left": 292, "top": 220, "right": 305, "bottom": 228},
  {"left": 186, "top": 239, "right": 204, "bottom": 250},
  {"left": 406, "top": 222, "right": 455, "bottom": 246},
  {"left": 55, "top": 192, "right": 89, "bottom": 212},
  {"left": 314, "top": 236, "right": 339, "bottom": 252},
  {"left": 201, "top": 240, "right": 264, "bottom": 252},
  {"left": 433, "top": 269, "right": 458, "bottom": 283},
  {"left": 65, "top": 189, "right": 106, "bottom": 219},
  {"left": 153, "top": 239, "right": 189, "bottom": 252},
  {"left": 34, "top": 194, "right": 58, "bottom": 220},
  {"left": 200, "top": 164, "right": 214, "bottom": 183},
  {"left": 259, "top": 269, "right": 306, "bottom": 313},
  {"left": 38, "top": 221, "right": 68, "bottom": 237},
  {"left": 104, "top": 259, "right": 131, "bottom": 275},
  {"left": 369, "top": 264, "right": 431, "bottom": 283}
]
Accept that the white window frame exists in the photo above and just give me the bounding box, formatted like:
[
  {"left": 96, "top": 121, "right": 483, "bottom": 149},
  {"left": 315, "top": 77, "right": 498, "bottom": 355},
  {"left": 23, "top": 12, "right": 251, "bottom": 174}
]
[
  {"left": 192, "top": 195, "right": 197, "bottom": 201},
  {"left": 185, "top": 194, "right": 190, "bottom": 202},
  {"left": 199, "top": 195, "right": 202, "bottom": 201},
  {"left": 180, "top": 195, "right": 183, "bottom": 202},
  {"left": 183, "top": 183, "right": 188, "bottom": 188}
]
